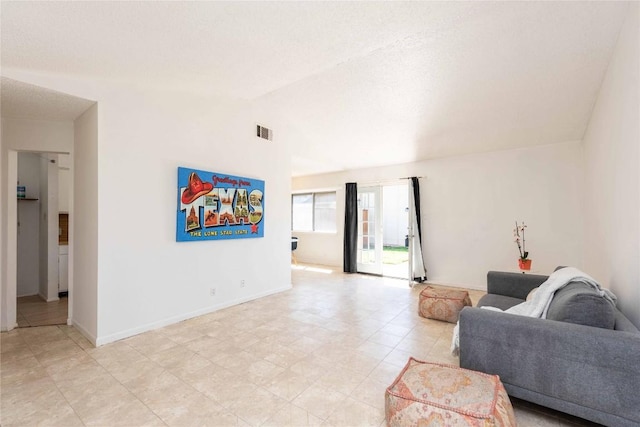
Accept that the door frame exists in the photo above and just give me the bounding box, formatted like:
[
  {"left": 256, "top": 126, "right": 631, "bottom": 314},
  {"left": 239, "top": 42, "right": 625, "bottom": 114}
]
[
  {"left": 4, "top": 149, "right": 73, "bottom": 330},
  {"left": 356, "top": 186, "right": 383, "bottom": 275}
]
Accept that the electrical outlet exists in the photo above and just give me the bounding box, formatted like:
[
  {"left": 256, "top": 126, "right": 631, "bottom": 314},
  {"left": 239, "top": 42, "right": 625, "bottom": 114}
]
[
  {"left": 210, "top": 288, "right": 216, "bottom": 296},
  {"left": 240, "top": 280, "right": 245, "bottom": 288}
]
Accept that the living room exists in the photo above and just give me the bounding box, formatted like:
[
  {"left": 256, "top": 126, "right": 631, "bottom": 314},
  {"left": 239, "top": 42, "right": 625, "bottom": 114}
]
[{"left": 1, "top": 2, "right": 638, "bottom": 426}]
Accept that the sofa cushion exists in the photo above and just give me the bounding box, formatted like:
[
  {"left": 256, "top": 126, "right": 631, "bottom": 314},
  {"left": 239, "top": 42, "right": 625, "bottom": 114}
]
[
  {"left": 546, "top": 281, "right": 615, "bottom": 329},
  {"left": 478, "top": 294, "right": 523, "bottom": 311}
]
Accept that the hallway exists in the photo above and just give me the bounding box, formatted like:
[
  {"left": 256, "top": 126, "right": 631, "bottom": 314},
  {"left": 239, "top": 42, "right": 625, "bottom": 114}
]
[{"left": 17, "top": 295, "right": 67, "bottom": 327}]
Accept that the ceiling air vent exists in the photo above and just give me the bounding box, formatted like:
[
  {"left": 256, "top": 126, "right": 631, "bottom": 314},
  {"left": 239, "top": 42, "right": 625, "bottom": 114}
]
[{"left": 256, "top": 124, "right": 273, "bottom": 141}]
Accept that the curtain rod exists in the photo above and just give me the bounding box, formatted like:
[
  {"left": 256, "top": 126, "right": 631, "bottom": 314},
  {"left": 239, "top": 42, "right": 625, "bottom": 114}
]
[
  {"left": 400, "top": 176, "right": 425, "bottom": 180},
  {"left": 355, "top": 176, "right": 426, "bottom": 187}
]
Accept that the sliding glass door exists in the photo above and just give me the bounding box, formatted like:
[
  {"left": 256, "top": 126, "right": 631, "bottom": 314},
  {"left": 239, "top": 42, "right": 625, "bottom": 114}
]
[{"left": 357, "top": 186, "right": 383, "bottom": 275}]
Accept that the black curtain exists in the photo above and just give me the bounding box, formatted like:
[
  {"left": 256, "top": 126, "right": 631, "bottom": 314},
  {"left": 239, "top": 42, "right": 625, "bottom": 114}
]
[
  {"left": 343, "top": 183, "right": 358, "bottom": 273},
  {"left": 411, "top": 177, "right": 427, "bottom": 282},
  {"left": 411, "top": 177, "right": 423, "bottom": 246}
]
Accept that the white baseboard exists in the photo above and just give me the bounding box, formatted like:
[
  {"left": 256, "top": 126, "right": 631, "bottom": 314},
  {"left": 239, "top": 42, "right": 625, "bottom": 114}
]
[
  {"left": 17, "top": 292, "right": 38, "bottom": 298},
  {"left": 71, "top": 320, "right": 97, "bottom": 346},
  {"left": 16, "top": 292, "right": 60, "bottom": 302},
  {"left": 1, "top": 322, "right": 19, "bottom": 332},
  {"left": 95, "top": 285, "right": 292, "bottom": 347}
]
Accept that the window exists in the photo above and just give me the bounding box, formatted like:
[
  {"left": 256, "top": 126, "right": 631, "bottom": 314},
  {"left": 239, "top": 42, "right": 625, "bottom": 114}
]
[
  {"left": 314, "top": 192, "right": 336, "bottom": 232},
  {"left": 292, "top": 191, "right": 337, "bottom": 232},
  {"left": 292, "top": 194, "right": 313, "bottom": 231}
]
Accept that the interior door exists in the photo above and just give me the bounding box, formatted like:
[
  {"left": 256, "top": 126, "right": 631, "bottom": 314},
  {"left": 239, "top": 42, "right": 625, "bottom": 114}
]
[{"left": 357, "top": 186, "right": 383, "bottom": 275}]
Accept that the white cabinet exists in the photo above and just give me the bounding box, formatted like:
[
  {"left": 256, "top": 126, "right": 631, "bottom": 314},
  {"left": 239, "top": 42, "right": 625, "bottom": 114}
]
[{"left": 58, "top": 245, "right": 68, "bottom": 293}]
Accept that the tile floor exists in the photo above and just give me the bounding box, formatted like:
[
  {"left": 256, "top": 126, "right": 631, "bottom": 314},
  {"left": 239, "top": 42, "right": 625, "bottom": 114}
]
[
  {"left": 16, "top": 295, "right": 68, "bottom": 328},
  {"left": 1, "top": 265, "right": 600, "bottom": 426}
]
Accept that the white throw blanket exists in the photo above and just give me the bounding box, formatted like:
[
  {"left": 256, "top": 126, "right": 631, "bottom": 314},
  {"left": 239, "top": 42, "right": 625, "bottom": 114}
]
[{"left": 450, "top": 267, "right": 617, "bottom": 355}]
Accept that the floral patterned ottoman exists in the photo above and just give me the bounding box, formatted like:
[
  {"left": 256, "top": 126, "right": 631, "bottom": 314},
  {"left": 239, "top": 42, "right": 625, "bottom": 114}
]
[
  {"left": 385, "top": 358, "right": 516, "bottom": 427},
  {"left": 419, "top": 286, "right": 472, "bottom": 323}
]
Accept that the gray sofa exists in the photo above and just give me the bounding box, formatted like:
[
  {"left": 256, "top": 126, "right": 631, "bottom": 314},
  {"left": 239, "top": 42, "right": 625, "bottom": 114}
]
[{"left": 459, "top": 270, "right": 640, "bottom": 427}]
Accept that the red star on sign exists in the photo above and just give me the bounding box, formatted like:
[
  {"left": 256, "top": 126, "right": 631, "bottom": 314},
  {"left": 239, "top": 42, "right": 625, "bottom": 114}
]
[{"left": 250, "top": 224, "right": 259, "bottom": 234}]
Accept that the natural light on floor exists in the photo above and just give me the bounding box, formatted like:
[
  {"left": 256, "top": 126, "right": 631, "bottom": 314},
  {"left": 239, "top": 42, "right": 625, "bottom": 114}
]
[
  {"left": 291, "top": 263, "right": 412, "bottom": 289},
  {"left": 290, "top": 264, "right": 333, "bottom": 274},
  {"left": 358, "top": 273, "right": 412, "bottom": 289}
]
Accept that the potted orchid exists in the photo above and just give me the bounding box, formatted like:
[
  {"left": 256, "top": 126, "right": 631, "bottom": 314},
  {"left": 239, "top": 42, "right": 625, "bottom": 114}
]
[{"left": 513, "top": 221, "right": 531, "bottom": 270}]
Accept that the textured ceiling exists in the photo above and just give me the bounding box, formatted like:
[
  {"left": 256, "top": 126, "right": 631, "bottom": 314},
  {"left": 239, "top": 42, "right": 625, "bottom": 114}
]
[
  {"left": 0, "top": 2, "right": 630, "bottom": 176},
  {"left": 1, "top": 77, "right": 95, "bottom": 121}
]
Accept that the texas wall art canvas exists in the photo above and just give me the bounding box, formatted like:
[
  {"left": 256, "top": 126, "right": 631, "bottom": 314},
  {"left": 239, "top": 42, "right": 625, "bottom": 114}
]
[{"left": 176, "top": 167, "right": 264, "bottom": 242}]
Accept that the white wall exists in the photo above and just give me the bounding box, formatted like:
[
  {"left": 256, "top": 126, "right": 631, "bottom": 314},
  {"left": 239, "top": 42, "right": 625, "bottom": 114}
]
[
  {"left": 1, "top": 150, "right": 18, "bottom": 330},
  {"left": 0, "top": 121, "right": 2, "bottom": 330},
  {"left": 1, "top": 118, "right": 73, "bottom": 330},
  {"left": 58, "top": 169, "right": 70, "bottom": 212},
  {"left": 17, "top": 152, "right": 40, "bottom": 297},
  {"left": 583, "top": 3, "right": 640, "bottom": 327},
  {"left": 2, "top": 72, "right": 294, "bottom": 344},
  {"left": 1, "top": 118, "right": 74, "bottom": 153},
  {"left": 93, "top": 88, "right": 292, "bottom": 344},
  {"left": 41, "top": 155, "right": 60, "bottom": 302},
  {"left": 73, "top": 104, "right": 98, "bottom": 341},
  {"left": 58, "top": 153, "right": 71, "bottom": 213},
  {"left": 37, "top": 156, "right": 48, "bottom": 299},
  {"left": 293, "top": 141, "right": 585, "bottom": 289}
]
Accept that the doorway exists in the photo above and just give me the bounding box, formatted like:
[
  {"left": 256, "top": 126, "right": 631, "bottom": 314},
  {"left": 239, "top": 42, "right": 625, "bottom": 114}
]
[
  {"left": 2, "top": 78, "right": 97, "bottom": 335},
  {"left": 357, "top": 183, "right": 409, "bottom": 279},
  {"left": 15, "top": 151, "right": 70, "bottom": 327},
  {"left": 357, "top": 186, "right": 382, "bottom": 275}
]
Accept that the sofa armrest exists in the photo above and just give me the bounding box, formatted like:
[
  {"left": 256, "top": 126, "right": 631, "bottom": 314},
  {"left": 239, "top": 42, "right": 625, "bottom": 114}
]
[
  {"left": 487, "top": 271, "right": 548, "bottom": 299},
  {"left": 459, "top": 307, "right": 640, "bottom": 425}
]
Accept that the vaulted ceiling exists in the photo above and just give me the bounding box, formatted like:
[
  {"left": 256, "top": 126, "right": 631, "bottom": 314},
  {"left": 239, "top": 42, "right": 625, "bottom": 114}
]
[{"left": 1, "top": 2, "right": 630, "bottom": 176}]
